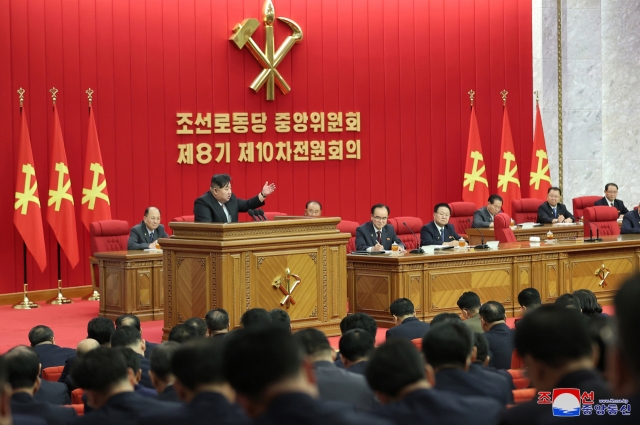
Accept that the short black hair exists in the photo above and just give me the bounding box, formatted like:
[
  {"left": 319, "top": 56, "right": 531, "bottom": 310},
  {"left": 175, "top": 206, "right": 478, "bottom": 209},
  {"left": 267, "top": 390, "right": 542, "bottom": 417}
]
[
  {"left": 211, "top": 174, "right": 231, "bottom": 189},
  {"left": 556, "top": 293, "right": 582, "bottom": 310},
  {"left": 338, "top": 329, "right": 374, "bottom": 363},
  {"left": 479, "top": 301, "right": 506, "bottom": 323},
  {"left": 339, "top": 313, "right": 377, "bottom": 339},
  {"left": 488, "top": 194, "right": 503, "bottom": 204},
  {"left": 28, "top": 325, "right": 54, "bottom": 346},
  {"left": 433, "top": 203, "right": 451, "bottom": 214},
  {"left": 605, "top": 183, "right": 618, "bottom": 191},
  {"left": 305, "top": 200, "right": 322, "bottom": 209},
  {"left": 269, "top": 309, "right": 291, "bottom": 331},
  {"left": 614, "top": 274, "right": 640, "bottom": 378},
  {"left": 548, "top": 186, "right": 562, "bottom": 195},
  {"left": 370, "top": 204, "right": 390, "bottom": 215},
  {"left": 457, "top": 292, "right": 481, "bottom": 311},
  {"left": 149, "top": 341, "right": 180, "bottom": 380},
  {"left": 240, "top": 308, "right": 272, "bottom": 328},
  {"left": 573, "top": 289, "right": 603, "bottom": 316},
  {"left": 4, "top": 346, "right": 39, "bottom": 389},
  {"left": 422, "top": 322, "right": 473, "bottom": 369},
  {"left": 430, "top": 313, "right": 462, "bottom": 326},
  {"left": 87, "top": 317, "right": 115, "bottom": 345},
  {"left": 71, "top": 346, "right": 129, "bottom": 392},
  {"left": 168, "top": 324, "right": 198, "bottom": 343},
  {"left": 365, "top": 338, "right": 424, "bottom": 397},
  {"left": 172, "top": 338, "right": 226, "bottom": 390},
  {"left": 113, "top": 347, "right": 141, "bottom": 373},
  {"left": 223, "top": 326, "right": 302, "bottom": 400},
  {"left": 518, "top": 288, "right": 541, "bottom": 309},
  {"left": 473, "top": 333, "right": 490, "bottom": 363},
  {"left": 110, "top": 326, "right": 142, "bottom": 348},
  {"left": 115, "top": 315, "right": 141, "bottom": 331},
  {"left": 184, "top": 317, "right": 207, "bottom": 337},
  {"left": 292, "top": 328, "right": 332, "bottom": 356},
  {"left": 515, "top": 304, "right": 592, "bottom": 367},
  {"left": 205, "top": 308, "right": 229, "bottom": 332},
  {"left": 144, "top": 206, "right": 161, "bottom": 217},
  {"left": 389, "top": 298, "right": 415, "bottom": 317}
]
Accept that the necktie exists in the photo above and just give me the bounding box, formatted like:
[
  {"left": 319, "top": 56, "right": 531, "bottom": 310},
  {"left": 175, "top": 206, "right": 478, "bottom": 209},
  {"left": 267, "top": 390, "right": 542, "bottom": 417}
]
[
  {"left": 376, "top": 231, "right": 381, "bottom": 244},
  {"left": 553, "top": 207, "right": 557, "bottom": 218},
  {"left": 441, "top": 228, "right": 445, "bottom": 242},
  {"left": 222, "top": 204, "right": 231, "bottom": 223},
  {"left": 149, "top": 232, "right": 154, "bottom": 242}
]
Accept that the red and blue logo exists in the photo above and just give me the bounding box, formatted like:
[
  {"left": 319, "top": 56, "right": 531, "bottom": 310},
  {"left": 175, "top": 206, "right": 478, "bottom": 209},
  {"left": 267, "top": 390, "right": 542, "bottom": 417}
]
[{"left": 552, "top": 388, "right": 581, "bottom": 417}]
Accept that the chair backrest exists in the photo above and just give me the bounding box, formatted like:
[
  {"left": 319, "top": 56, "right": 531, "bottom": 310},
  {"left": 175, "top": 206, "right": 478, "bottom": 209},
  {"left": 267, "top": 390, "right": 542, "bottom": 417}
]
[
  {"left": 507, "top": 369, "right": 531, "bottom": 390},
  {"left": 511, "top": 349, "right": 524, "bottom": 369},
  {"left": 393, "top": 217, "right": 423, "bottom": 250},
  {"left": 583, "top": 206, "right": 621, "bottom": 237},
  {"left": 263, "top": 212, "right": 288, "bottom": 221},
  {"left": 448, "top": 202, "right": 477, "bottom": 237},
  {"left": 512, "top": 198, "right": 544, "bottom": 224},
  {"left": 42, "top": 366, "right": 64, "bottom": 382},
  {"left": 494, "top": 213, "right": 517, "bottom": 243},
  {"left": 411, "top": 338, "right": 422, "bottom": 351},
  {"left": 71, "top": 388, "right": 84, "bottom": 405},
  {"left": 337, "top": 220, "right": 360, "bottom": 254},
  {"left": 572, "top": 196, "right": 601, "bottom": 219},
  {"left": 513, "top": 388, "right": 537, "bottom": 404},
  {"left": 89, "top": 220, "right": 130, "bottom": 255},
  {"left": 69, "top": 404, "right": 84, "bottom": 416},
  {"left": 171, "top": 215, "right": 195, "bottom": 222}
]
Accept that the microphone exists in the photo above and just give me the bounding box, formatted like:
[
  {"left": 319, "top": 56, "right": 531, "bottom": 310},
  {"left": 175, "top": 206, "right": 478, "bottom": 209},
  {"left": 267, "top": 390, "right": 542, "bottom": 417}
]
[
  {"left": 467, "top": 218, "right": 489, "bottom": 249},
  {"left": 247, "top": 209, "right": 259, "bottom": 222},
  {"left": 584, "top": 220, "right": 602, "bottom": 242},
  {"left": 256, "top": 209, "right": 267, "bottom": 221},
  {"left": 403, "top": 222, "right": 423, "bottom": 254}
]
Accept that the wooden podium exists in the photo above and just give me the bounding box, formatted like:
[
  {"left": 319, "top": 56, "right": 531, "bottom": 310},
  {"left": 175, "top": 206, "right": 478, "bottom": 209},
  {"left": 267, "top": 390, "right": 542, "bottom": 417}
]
[{"left": 160, "top": 218, "right": 350, "bottom": 339}]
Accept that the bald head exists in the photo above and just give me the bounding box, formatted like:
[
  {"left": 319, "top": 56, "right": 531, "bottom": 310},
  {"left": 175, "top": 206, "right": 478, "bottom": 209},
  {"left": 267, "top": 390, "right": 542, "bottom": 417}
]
[
  {"left": 77, "top": 338, "right": 100, "bottom": 358},
  {"left": 144, "top": 206, "right": 162, "bottom": 231}
]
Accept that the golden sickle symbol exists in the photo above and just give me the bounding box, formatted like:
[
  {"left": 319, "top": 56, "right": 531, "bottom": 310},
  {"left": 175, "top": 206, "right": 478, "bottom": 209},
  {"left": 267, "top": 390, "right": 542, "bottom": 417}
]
[
  {"left": 594, "top": 264, "right": 610, "bottom": 287},
  {"left": 272, "top": 268, "right": 301, "bottom": 306}
]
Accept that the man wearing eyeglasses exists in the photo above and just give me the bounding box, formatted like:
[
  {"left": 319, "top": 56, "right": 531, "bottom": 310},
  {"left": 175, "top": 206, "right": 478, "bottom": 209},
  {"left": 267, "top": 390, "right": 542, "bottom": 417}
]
[
  {"left": 355, "top": 204, "right": 405, "bottom": 252},
  {"left": 594, "top": 182, "right": 628, "bottom": 218},
  {"left": 128, "top": 206, "right": 170, "bottom": 250},
  {"left": 420, "top": 203, "right": 462, "bottom": 246},
  {"left": 537, "top": 186, "right": 574, "bottom": 224}
]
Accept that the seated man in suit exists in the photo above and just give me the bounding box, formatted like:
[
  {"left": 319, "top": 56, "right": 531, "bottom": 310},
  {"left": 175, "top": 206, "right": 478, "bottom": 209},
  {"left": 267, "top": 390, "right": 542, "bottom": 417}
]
[
  {"left": 365, "top": 338, "right": 503, "bottom": 425},
  {"left": 339, "top": 329, "right": 374, "bottom": 375},
  {"left": 269, "top": 309, "right": 292, "bottom": 333},
  {"left": 127, "top": 207, "right": 169, "bottom": 250},
  {"left": 240, "top": 308, "right": 272, "bottom": 329},
  {"left": 110, "top": 327, "right": 153, "bottom": 389},
  {"left": 420, "top": 203, "right": 462, "bottom": 246},
  {"left": 517, "top": 288, "right": 541, "bottom": 316},
  {"left": 205, "top": 308, "right": 230, "bottom": 339},
  {"left": 304, "top": 200, "right": 322, "bottom": 217},
  {"left": 555, "top": 293, "right": 582, "bottom": 311},
  {"left": 194, "top": 174, "right": 275, "bottom": 223},
  {"left": 168, "top": 324, "right": 198, "bottom": 344},
  {"left": 594, "top": 182, "right": 628, "bottom": 218},
  {"left": 294, "top": 329, "right": 376, "bottom": 411},
  {"left": 457, "top": 292, "right": 483, "bottom": 333},
  {"left": 355, "top": 204, "right": 405, "bottom": 252},
  {"left": 621, "top": 202, "right": 640, "bottom": 234},
  {"left": 183, "top": 318, "right": 207, "bottom": 338},
  {"left": 116, "top": 315, "right": 157, "bottom": 360},
  {"left": 537, "top": 186, "right": 574, "bottom": 223},
  {"left": 473, "top": 194, "right": 503, "bottom": 228},
  {"left": 385, "top": 298, "right": 430, "bottom": 341},
  {"left": 148, "top": 341, "right": 181, "bottom": 402},
  {"left": 335, "top": 313, "right": 378, "bottom": 369},
  {"left": 470, "top": 333, "right": 515, "bottom": 394},
  {"left": 28, "top": 325, "right": 75, "bottom": 369},
  {"left": 114, "top": 347, "right": 158, "bottom": 398},
  {"left": 479, "top": 302, "right": 513, "bottom": 370}
]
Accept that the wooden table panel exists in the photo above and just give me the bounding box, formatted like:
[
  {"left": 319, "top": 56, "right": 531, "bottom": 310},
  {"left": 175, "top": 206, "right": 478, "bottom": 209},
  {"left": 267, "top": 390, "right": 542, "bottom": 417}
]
[{"left": 466, "top": 223, "right": 584, "bottom": 245}]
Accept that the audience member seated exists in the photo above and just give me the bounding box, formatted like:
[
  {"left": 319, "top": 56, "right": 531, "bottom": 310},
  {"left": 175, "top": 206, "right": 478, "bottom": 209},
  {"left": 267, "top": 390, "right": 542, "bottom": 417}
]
[
  {"left": 115, "top": 315, "right": 157, "bottom": 360},
  {"left": 470, "top": 333, "right": 515, "bottom": 396},
  {"left": 555, "top": 293, "right": 582, "bottom": 311},
  {"left": 473, "top": 194, "right": 503, "bottom": 228},
  {"left": 586, "top": 314, "right": 611, "bottom": 376},
  {"left": 355, "top": 204, "right": 405, "bottom": 252},
  {"left": 537, "top": 187, "right": 574, "bottom": 224},
  {"left": 339, "top": 330, "right": 374, "bottom": 375},
  {"left": 365, "top": 338, "right": 503, "bottom": 425},
  {"left": 205, "top": 308, "right": 230, "bottom": 339},
  {"left": 239, "top": 308, "right": 272, "bottom": 328},
  {"left": 110, "top": 327, "right": 153, "bottom": 389},
  {"left": 304, "top": 200, "right": 322, "bottom": 217},
  {"left": 0, "top": 356, "right": 47, "bottom": 425},
  {"left": 621, "top": 204, "right": 640, "bottom": 234},
  {"left": 422, "top": 321, "right": 511, "bottom": 406},
  {"left": 515, "top": 288, "right": 541, "bottom": 327},
  {"left": 385, "top": 298, "right": 430, "bottom": 341},
  {"left": 457, "top": 291, "right": 483, "bottom": 333},
  {"left": 57, "top": 339, "right": 100, "bottom": 395},
  {"left": 593, "top": 183, "right": 628, "bottom": 218},
  {"left": 5, "top": 346, "right": 77, "bottom": 424},
  {"left": 335, "top": 313, "right": 378, "bottom": 369},
  {"left": 168, "top": 324, "right": 198, "bottom": 344},
  {"left": 269, "top": 309, "right": 291, "bottom": 333},
  {"left": 573, "top": 289, "right": 606, "bottom": 317},
  {"left": 28, "top": 326, "right": 76, "bottom": 370},
  {"left": 293, "top": 329, "right": 376, "bottom": 411},
  {"left": 479, "top": 301, "right": 514, "bottom": 370},
  {"left": 114, "top": 347, "right": 157, "bottom": 398},
  {"left": 430, "top": 312, "right": 462, "bottom": 326},
  {"left": 148, "top": 341, "right": 181, "bottom": 402},
  {"left": 497, "top": 305, "right": 611, "bottom": 425},
  {"left": 88, "top": 317, "right": 116, "bottom": 347},
  {"left": 420, "top": 203, "right": 462, "bottom": 246},
  {"left": 222, "top": 326, "right": 390, "bottom": 425},
  {"left": 183, "top": 318, "right": 207, "bottom": 338}
]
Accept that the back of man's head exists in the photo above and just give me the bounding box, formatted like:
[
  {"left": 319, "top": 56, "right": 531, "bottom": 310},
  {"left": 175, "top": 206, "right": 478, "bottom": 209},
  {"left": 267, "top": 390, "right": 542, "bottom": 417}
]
[
  {"left": 389, "top": 298, "right": 415, "bottom": 318},
  {"left": 556, "top": 293, "right": 582, "bottom": 310},
  {"left": 573, "top": 289, "right": 603, "bottom": 316},
  {"left": 110, "top": 326, "right": 142, "bottom": 349},
  {"left": 171, "top": 338, "right": 226, "bottom": 391},
  {"left": 76, "top": 339, "right": 100, "bottom": 359},
  {"left": 240, "top": 308, "right": 272, "bottom": 328},
  {"left": 473, "top": 333, "right": 490, "bottom": 363},
  {"left": 614, "top": 275, "right": 640, "bottom": 380},
  {"left": 150, "top": 341, "right": 180, "bottom": 381},
  {"left": 71, "top": 346, "right": 129, "bottom": 392},
  {"left": 87, "top": 317, "right": 115, "bottom": 345},
  {"left": 339, "top": 329, "right": 374, "bottom": 363},
  {"left": 339, "top": 313, "right": 377, "bottom": 339},
  {"left": 168, "top": 324, "right": 198, "bottom": 343},
  {"left": 184, "top": 317, "right": 207, "bottom": 338},
  {"left": 479, "top": 301, "right": 506, "bottom": 324},
  {"left": 269, "top": 309, "right": 291, "bottom": 332},
  {"left": 422, "top": 322, "right": 473, "bottom": 369},
  {"left": 205, "top": 308, "right": 229, "bottom": 333},
  {"left": 515, "top": 304, "right": 592, "bottom": 368},
  {"left": 430, "top": 312, "right": 462, "bottom": 326},
  {"left": 457, "top": 291, "right": 481, "bottom": 311},
  {"left": 518, "top": 288, "right": 541, "bottom": 311},
  {"left": 293, "top": 328, "right": 333, "bottom": 359},
  {"left": 223, "top": 326, "right": 302, "bottom": 400},
  {"left": 365, "top": 338, "right": 425, "bottom": 398},
  {"left": 28, "top": 325, "right": 54, "bottom": 346},
  {"left": 113, "top": 347, "right": 141, "bottom": 375},
  {"left": 115, "top": 315, "right": 141, "bottom": 331},
  {"left": 4, "top": 346, "right": 40, "bottom": 390}
]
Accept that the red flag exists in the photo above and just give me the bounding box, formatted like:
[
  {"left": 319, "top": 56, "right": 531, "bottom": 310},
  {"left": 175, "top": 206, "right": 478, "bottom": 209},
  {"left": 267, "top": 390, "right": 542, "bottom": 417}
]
[
  {"left": 47, "top": 104, "right": 80, "bottom": 267},
  {"left": 14, "top": 110, "right": 47, "bottom": 272},
  {"left": 496, "top": 106, "right": 522, "bottom": 216},
  {"left": 462, "top": 105, "right": 490, "bottom": 208},
  {"left": 529, "top": 103, "right": 552, "bottom": 200},
  {"left": 81, "top": 105, "right": 111, "bottom": 229}
]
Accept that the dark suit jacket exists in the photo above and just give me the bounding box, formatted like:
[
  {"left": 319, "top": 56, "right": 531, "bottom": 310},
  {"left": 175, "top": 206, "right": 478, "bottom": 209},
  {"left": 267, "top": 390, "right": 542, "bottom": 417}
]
[
  {"left": 57, "top": 355, "right": 77, "bottom": 394},
  {"left": 537, "top": 202, "right": 574, "bottom": 223},
  {"left": 385, "top": 317, "right": 430, "bottom": 341},
  {"left": 594, "top": 197, "right": 628, "bottom": 215},
  {"left": 355, "top": 222, "right": 404, "bottom": 251},
  {"left": 14, "top": 415, "right": 47, "bottom": 425},
  {"left": 33, "top": 344, "right": 76, "bottom": 370},
  {"left": 473, "top": 206, "right": 496, "bottom": 228},
  {"left": 138, "top": 354, "right": 153, "bottom": 389},
  {"left": 34, "top": 380, "right": 70, "bottom": 405},
  {"left": 127, "top": 222, "right": 170, "bottom": 250},
  {"left": 483, "top": 323, "right": 514, "bottom": 370},
  {"left": 71, "top": 392, "right": 177, "bottom": 425},
  {"left": 11, "top": 392, "right": 77, "bottom": 425},
  {"left": 156, "top": 385, "right": 181, "bottom": 403},
  {"left": 314, "top": 361, "right": 377, "bottom": 411},
  {"left": 345, "top": 361, "right": 368, "bottom": 376},
  {"left": 143, "top": 342, "right": 158, "bottom": 360},
  {"left": 621, "top": 210, "right": 640, "bottom": 234},
  {"left": 141, "top": 392, "right": 248, "bottom": 425},
  {"left": 193, "top": 191, "right": 264, "bottom": 223},
  {"left": 372, "top": 388, "right": 503, "bottom": 425},
  {"left": 420, "top": 221, "right": 461, "bottom": 246},
  {"left": 435, "top": 368, "right": 510, "bottom": 406},
  {"left": 468, "top": 363, "right": 514, "bottom": 404}
]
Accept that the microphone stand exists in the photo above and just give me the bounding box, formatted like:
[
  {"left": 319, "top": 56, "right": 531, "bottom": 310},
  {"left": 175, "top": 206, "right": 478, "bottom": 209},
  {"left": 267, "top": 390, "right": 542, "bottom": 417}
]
[
  {"left": 248, "top": 209, "right": 260, "bottom": 222},
  {"left": 468, "top": 218, "right": 490, "bottom": 249},
  {"left": 403, "top": 222, "right": 423, "bottom": 254},
  {"left": 584, "top": 220, "right": 602, "bottom": 242}
]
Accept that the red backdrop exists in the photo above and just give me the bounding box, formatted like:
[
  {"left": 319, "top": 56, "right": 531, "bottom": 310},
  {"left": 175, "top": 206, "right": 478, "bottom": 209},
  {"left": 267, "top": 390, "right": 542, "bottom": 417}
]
[{"left": 0, "top": 0, "right": 532, "bottom": 293}]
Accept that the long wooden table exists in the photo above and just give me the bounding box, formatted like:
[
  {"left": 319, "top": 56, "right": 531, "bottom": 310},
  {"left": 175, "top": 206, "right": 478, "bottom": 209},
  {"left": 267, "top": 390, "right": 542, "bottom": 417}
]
[
  {"left": 465, "top": 223, "right": 584, "bottom": 245},
  {"left": 347, "top": 235, "right": 640, "bottom": 328}
]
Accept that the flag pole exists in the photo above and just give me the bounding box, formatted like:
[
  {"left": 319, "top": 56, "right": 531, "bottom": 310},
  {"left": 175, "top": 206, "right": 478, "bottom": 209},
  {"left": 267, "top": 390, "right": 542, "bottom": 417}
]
[
  {"left": 84, "top": 88, "right": 100, "bottom": 302},
  {"left": 468, "top": 90, "right": 475, "bottom": 109}
]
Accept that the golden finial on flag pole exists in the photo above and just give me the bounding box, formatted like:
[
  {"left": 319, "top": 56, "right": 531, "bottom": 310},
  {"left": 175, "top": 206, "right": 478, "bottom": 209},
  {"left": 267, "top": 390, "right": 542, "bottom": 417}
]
[
  {"left": 500, "top": 90, "right": 508, "bottom": 106},
  {"left": 534, "top": 90, "right": 540, "bottom": 105},
  {"left": 17, "top": 87, "right": 25, "bottom": 108},
  {"left": 13, "top": 284, "right": 40, "bottom": 309},
  {"left": 50, "top": 87, "right": 59, "bottom": 105},
  {"left": 86, "top": 88, "right": 94, "bottom": 106},
  {"left": 468, "top": 90, "right": 475, "bottom": 106},
  {"left": 48, "top": 280, "right": 73, "bottom": 305}
]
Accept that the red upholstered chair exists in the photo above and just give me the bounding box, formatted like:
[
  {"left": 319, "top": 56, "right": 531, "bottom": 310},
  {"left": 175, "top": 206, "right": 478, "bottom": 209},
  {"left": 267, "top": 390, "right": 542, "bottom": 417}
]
[
  {"left": 263, "top": 211, "right": 288, "bottom": 220},
  {"left": 69, "top": 404, "right": 84, "bottom": 416},
  {"left": 512, "top": 198, "right": 544, "bottom": 224},
  {"left": 572, "top": 196, "right": 601, "bottom": 220},
  {"left": 89, "top": 220, "right": 130, "bottom": 292},
  {"left": 42, "top": 366, "right": 64, "bottom": 382},
  {"left": 71, "top": 388, "right": 84, "bottom": 405},
  {"left": 392, "top": 216, "right": 423, "bottom": 250},
  {"left": 337, "top": 220, "right": 359, "bottom": 254},
  {"left": 448, "top": 202, "right": 477, "bottom": 238},
  {"left": 583, "top": 206, "right": 621, "bottom": 237},
  {"left": 411, "top": 338, "right": 422, "bottom": 351},
  {"left": 511, "top": 349, "right": 524, "bottom": 369},
  {"left": 513, "top": 388, "right": 537, "bottom": 404},
  {"left": 507, "top": 369, "right": 531, "bottom": 390},
  {"left": 494, "top": 213, "right": 517, "bottom": 243},
  {"left": 171, "top": 215, "right": 195, "bottom": 222}
]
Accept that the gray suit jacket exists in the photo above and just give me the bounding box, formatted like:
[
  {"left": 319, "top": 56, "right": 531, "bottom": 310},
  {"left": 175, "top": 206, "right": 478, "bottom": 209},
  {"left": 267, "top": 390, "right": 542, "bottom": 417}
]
[
  {"left": 128, "top": 222, "right": 170, "bottom": 250},
  {"left": 473, "top": 207, "right": 495, "bottom": 228},
  {"left": 313, "top": 361, "right": 377, "bottom": 411}
]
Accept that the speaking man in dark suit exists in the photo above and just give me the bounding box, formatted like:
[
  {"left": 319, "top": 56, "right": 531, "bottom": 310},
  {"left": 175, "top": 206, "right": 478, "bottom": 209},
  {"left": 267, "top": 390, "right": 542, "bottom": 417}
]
[
  {"left": 420, "top": 203, "right": 462, "bottom": 246},
  {"left": 479, "top": 301, "right": 513, "bottom": 370},
  {"left": 594, "top": 182, "right": 628, "bottom": 218},
  {"left": 473, "top": 194, "right": 503, "bottom": 228},
  {"left": 621, "top": 205, "right": 640, "bottom": 234},
  {"left": 355, "top": 204, "right": 404, "bottom": 252},
  {"left": 127, "top": 207, "right": 170, "bottom": 250},
  {"left": 537, "top": 186, "right": 574, "bottom": 223},
  {"left": 28, "top": 325, "right": 75, "bottom": 370},
  {"left": 194, "top": 174, "right": 275, "bottom": 223},
  {"left": 385, "top": 298, "right": 430, "bottom": 341}
]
